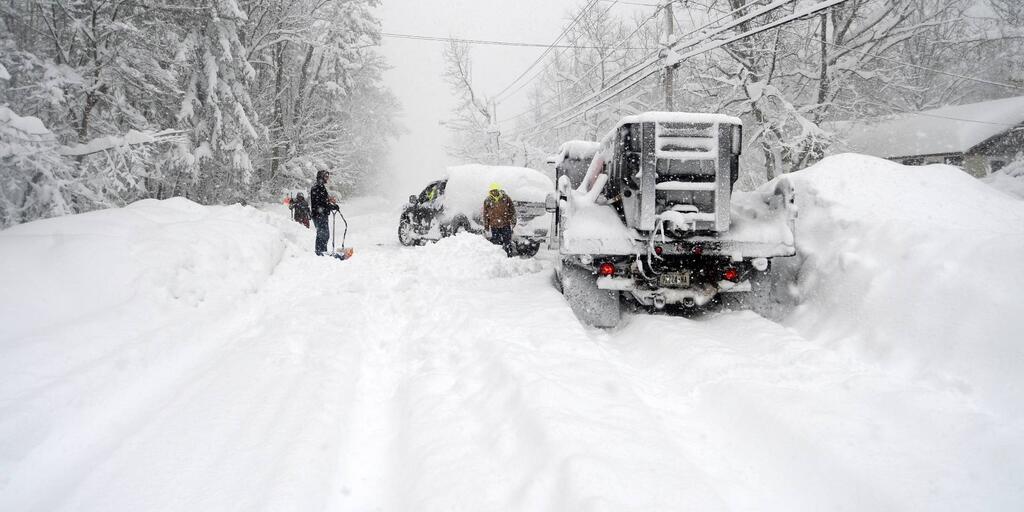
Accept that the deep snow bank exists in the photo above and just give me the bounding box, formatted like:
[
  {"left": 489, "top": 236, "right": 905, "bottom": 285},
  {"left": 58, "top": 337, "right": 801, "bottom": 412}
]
[
  {"left": 774, "top": 154, "right": 1024, "bottom": 416},
  {"left": 0, "top": 198, "right": 293, "bottom": 341}
]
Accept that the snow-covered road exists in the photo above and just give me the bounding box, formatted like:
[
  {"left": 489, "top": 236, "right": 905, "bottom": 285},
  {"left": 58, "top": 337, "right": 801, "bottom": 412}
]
[{"left": 1, "top": 192, "right": 1021, "bottom": 511}]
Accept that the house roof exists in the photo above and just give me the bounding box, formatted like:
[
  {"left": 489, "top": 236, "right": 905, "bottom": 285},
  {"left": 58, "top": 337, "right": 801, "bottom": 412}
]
[{"left": 828, "top": 95, "right": 1024, "bottom": 159}]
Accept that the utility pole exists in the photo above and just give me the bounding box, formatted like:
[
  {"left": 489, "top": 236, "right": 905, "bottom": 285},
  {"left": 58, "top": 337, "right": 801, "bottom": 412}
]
[
  {"left": 489, "top": 100, "right": 502, "bottom": 162},
  {"left": 662, "top": 0, "right": 675, "bottom": 111}
]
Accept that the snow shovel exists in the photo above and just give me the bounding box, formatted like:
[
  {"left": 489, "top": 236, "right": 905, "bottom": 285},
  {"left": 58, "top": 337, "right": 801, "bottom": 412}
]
[{"left": 330, "top": 210, "right": 354, "bottom": 261}]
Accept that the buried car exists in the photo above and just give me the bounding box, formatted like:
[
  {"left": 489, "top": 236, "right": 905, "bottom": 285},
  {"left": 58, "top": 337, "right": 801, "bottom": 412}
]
[{"left": 398, "top": 164, "right": 554, "bottom": 256}]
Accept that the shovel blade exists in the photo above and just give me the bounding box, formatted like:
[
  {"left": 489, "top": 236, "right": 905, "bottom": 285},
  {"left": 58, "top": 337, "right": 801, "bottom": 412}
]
[{"left": 332, "top": 247, "right": 354, "bottom": 261}]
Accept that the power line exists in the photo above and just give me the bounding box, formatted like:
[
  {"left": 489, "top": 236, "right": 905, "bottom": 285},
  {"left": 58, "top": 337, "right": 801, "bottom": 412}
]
[
  {"left": 681, "top": 0, "right": 1024, "bottom": 92},
  {"left": 775, "top": 26, "right": 1024, "bottom": 92},
  {"left": 547, "top": 0, "right": 853, "bottom": 133},
  {"left": 379, "top": 31, "right": 650, "bottom": 51},
  {"left": 598, "top": 0, "right": 662, "bottom": 6},
  {"left": 885, "top": 107, "right": 1022, "bottom": 126},
  {"left": 500, "top": 0, "right": 777, "bottom": 128},
  {"left": 492, "top": 0, "right": 603, "bottom": 102},
  {"left": 506, "top": 0, "right": 801, "bottom": 138},
  {"left": 497, "top": 1, "right": 666, "bottom": 112},
  {"left": 493, "top": 0, "right": 626, "bottom": 105}
]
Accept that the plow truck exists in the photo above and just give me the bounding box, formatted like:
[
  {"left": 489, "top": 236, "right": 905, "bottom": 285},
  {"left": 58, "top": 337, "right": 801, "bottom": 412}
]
[{"left": 547, "top": 112, "right": 797, "bottom": 327}]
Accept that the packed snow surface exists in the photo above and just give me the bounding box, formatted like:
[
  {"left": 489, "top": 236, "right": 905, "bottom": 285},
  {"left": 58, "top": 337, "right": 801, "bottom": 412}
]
[{"left": 2, "top": 155, "right": 1023, "bottom": 510}]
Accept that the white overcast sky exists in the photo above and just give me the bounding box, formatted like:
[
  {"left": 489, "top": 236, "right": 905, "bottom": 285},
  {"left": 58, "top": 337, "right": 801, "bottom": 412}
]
[{"left": 375, "top": 0, "right": 651, "bottom": 196}]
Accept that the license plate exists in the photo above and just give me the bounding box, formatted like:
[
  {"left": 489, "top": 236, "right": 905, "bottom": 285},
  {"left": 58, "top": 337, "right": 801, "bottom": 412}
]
[{"left": 659, "top": 271, "right": 690, "bottom": 288}]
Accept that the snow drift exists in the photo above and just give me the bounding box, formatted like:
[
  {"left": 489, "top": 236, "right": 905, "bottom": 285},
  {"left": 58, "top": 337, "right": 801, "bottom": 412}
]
[
  {"left": 0, "top": 188, "right": 1021, "bottom": 510},
  {"left": 770, "top": 154, "right": 1024, "bottom": 417},
  {"left": 983, "top": 158, "right": 1024, "bottom": 199},
  {"left": 0, "top": 198, "right": 290, "bottom": 341}
]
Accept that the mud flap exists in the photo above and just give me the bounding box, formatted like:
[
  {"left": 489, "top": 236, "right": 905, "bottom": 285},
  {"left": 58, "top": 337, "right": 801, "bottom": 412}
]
[{"left": 560, "top": 262, "right": 621, "bottom": 328}]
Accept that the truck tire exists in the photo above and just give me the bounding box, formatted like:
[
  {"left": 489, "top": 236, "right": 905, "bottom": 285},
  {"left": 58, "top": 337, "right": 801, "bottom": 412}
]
[{"left": 560, "top": 262, "right": 621, "bottom": 328}]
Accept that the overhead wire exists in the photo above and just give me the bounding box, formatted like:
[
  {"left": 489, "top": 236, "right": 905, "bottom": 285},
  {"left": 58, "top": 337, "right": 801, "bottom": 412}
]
[
  {"left": 681, "top": 0, "right": 1024, "bottom": 92},
  {"left": 501, "top": 0, "right": 779, "bottom": 130},
  {"left": 492, "top": 0, "right": 604, "bottom": 102},
  {"left": 506, "top": 0, "right": 801, "bottom": 138},
  {"left": 500, "top": 1, "right": 711, "bottom": 125},
  {"left": 379, "top": 31, "right": 651, "bottom": 50},
  {"left": 776, "top": 26, "right": 1024, "bottom": 92},
  {"left": 544, "top": 0, "right": 852, "bottom": 132},
  {"left": 495, "top": 0, "right": 627, "bottom": 107}
]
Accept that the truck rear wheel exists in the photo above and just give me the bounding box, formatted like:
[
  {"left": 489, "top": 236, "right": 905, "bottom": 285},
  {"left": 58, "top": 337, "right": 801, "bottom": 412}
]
[{"left": 560, "top": 262, "right": 621, "bottom": 328}]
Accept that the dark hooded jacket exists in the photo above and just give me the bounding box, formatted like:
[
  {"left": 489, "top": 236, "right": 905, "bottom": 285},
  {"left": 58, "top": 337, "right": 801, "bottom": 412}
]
[{"left": 310, "top": 171, "right": 338, "bottom": 218}]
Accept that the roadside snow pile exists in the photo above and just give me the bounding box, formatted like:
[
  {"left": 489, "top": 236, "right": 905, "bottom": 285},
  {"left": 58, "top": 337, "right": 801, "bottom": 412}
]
[
  {"left": 982, "top": 158, "right": 1024, "bottom": 199},
  {"left": 776, "top": 154, "right": 1024, "bottom": 417},
  {"left": 443, "top": 164, "right": 553, "bottom": 216},
  {"left": 723, "top": 181, "right": 796, "bottom": 246},
  {"left": 0, "top": 198, "right": 291, "bottom": 341}
]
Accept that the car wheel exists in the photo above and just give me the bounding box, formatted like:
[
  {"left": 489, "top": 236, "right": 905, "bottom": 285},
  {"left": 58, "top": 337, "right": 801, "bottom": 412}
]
[
  {"left": 449, "top": 216, "right": 470, "bottom": 237},
  {"left": 398, "top": 217, "right": 415, "bottom": 246},
  {"left": 517, "top": 241, "right": 540, "bottom": 258}
]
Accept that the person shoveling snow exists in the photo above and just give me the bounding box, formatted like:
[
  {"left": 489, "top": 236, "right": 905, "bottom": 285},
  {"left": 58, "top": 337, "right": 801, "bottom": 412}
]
[{"left": 310, "top": 169, "right": 353, "bottom": 260}]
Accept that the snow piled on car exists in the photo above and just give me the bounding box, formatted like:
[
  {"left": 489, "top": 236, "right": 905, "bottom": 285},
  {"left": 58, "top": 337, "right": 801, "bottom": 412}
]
[{"left": 442, "top": 164, "right": 553, "bottom": 218}]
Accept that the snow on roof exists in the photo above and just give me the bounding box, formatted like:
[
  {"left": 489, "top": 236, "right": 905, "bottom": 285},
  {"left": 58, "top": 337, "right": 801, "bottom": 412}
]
[{"left": 828, "top": 96, "right": 1024, "bottom": 159}]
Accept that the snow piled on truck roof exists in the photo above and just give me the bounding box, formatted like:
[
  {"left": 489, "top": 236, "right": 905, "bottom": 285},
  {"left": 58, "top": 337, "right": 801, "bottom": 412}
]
[
  {"left": 615, "top": 111, "right": 742, "bottom": 129},
  {"left": 443, "top": 164, "right": 553, "bottom": 214},
  {"left": 556, "top": 140, "right": 601, "bottom": 161}
]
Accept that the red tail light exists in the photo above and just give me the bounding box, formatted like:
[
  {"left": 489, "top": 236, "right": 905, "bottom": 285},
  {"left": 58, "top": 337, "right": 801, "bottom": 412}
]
[
  {"left": 723, "top": 268, "right": 739, "bottom": 281},
  {"left": 654, "top": 246, "right": 663, "bottom": 256},
  {"left": 692, "top": 245, "right": 703, "bottom": 256},
  {"left": 598, "top": 262, "right": 616, "bottom": 277}
]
